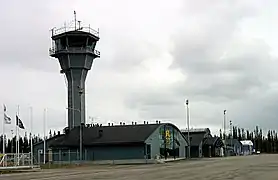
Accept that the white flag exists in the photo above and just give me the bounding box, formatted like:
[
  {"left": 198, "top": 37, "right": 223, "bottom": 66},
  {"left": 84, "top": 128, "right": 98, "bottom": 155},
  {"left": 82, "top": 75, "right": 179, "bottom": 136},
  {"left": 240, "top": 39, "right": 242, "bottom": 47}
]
[{"left": 4, "top": 113, "right": 11, "bottom": 124}]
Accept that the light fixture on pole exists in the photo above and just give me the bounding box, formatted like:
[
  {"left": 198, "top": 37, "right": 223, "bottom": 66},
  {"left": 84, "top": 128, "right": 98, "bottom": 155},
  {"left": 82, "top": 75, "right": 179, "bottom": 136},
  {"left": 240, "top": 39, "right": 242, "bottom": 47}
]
[
  {"left": 230, "top": 120, "right": 232, "bottom": 150},
  {"left": 185, "top": 99, "right": 190, "bottom": 159},
  {"left": 43, "top": 108, "right": 46, "bottom": 164},
  {"left": 30, "top": 107, "right": 33, "bottom": 167},
  {"left": 223, "top": 109, "right": 227, "bottom": 156}
]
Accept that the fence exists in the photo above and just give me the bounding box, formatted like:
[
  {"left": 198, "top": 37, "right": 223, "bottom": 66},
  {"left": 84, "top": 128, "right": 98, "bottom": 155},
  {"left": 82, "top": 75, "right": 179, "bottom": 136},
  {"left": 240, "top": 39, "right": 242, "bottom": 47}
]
[
  {"left": 34, "top": 150, "right": 88, "bottom": 165},
  {"left": 0, "top": 153, "right": 32, "bottom": 167},
  {"left": 33, "top": 151, "right": 159, "bottom": 166}
]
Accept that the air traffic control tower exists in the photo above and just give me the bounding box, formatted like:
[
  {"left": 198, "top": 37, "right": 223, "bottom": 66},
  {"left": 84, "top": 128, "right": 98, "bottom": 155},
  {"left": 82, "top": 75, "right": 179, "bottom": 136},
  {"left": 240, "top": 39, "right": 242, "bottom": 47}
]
[{"left": 49, "top": 12, "right": 100, "bottom": 130}]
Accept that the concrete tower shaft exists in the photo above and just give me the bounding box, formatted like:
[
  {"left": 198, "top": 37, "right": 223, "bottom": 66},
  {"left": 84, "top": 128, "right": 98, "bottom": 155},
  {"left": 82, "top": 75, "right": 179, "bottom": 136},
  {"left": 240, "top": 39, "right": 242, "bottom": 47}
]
[{"left": 50, "top": 27, "right": 100, "bottom": 130}]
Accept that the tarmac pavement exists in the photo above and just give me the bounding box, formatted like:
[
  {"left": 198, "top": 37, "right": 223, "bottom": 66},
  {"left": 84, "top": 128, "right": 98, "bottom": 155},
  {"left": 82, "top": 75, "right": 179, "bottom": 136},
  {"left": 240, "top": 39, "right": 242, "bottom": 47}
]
[{"left": 2, "top": 154, "right": 278, "bottom": 180}]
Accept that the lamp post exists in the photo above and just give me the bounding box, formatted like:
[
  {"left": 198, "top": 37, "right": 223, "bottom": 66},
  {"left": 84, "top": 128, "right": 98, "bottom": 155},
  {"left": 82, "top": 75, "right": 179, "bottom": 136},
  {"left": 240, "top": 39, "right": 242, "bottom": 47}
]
[
  {"left": 43, "top": 108, "right": 46, "bottom": 164},
  {"left": 230, "top": 120, "right": 232, "bottom": 153},
  {"left": 66, "top": 107, "right": 82, "bottom": 161},
  {"left": 185, "top": 99, "right": 190, "bottom": 159},
  {"left": 223, "top": 110, "right": 227, "bottom": 156}
]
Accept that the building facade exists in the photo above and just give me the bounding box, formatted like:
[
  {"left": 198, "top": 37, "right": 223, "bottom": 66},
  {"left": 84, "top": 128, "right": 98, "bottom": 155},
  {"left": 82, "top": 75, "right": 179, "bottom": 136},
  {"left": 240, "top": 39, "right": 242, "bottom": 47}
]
[
  {"left": 240, "top": 140, "right": 253, "bottom": 155},
  {"left": 182, "top": 128, "right": 212, "bottom": 158},
  {"left": 225, "top": 139, "right": 242, "bottom": 156},
  {"left": 33, "top": 123, "right": 188, "bottom": 163},
  {"left": 203, "top": 136, "right": 224, "bottom": 157}
]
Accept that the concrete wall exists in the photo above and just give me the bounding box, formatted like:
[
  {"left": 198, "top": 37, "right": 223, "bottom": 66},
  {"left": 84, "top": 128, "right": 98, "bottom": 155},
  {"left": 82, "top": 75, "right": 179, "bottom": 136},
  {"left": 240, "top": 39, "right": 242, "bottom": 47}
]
[
  {"left": 85, "top": 145, "right": 145, "bottom": 161},
  {"left": 145, "top": 127, "right": 160, "bottom": 159},
  {"left": 53, "top": 33, "right": 99, "bottom": 130},
  {"left": 177, "top": 131, "right": 187, "bottom": 158}
]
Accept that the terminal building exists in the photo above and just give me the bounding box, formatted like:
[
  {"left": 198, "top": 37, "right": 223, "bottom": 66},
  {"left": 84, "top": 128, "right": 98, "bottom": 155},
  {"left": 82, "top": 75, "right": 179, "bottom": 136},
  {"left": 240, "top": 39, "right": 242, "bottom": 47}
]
[
  {"left": 33, "top": 122, "right": 188, "bottom": 163},
  {"left": 182, "top": 128, "right": 224, "bottom": 158}
]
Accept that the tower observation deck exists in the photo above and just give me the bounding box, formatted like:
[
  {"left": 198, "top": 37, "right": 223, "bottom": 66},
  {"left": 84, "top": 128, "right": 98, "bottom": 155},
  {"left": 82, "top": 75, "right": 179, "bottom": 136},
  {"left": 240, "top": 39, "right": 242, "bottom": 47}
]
[{"left": 49, "top": 12, "right": 100, "bottom": 130}]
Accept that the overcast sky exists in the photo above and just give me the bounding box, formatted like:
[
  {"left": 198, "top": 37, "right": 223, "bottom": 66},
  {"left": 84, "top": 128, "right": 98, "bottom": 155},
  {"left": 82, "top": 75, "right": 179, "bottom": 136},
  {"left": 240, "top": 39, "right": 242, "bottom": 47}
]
[{"left": 1, "top": 0, "right": 278, "bottom": 137}]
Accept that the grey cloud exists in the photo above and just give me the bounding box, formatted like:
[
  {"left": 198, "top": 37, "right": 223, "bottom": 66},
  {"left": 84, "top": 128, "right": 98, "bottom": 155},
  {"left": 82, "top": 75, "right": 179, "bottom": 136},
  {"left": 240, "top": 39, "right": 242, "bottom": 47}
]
[
  {"left": 172, "top": 38, "right": 277, "bottom": 101},
  {"left": 0, "top": 1, "right": 79, "bottom": 72},
  {"left": 101, "top": 35, "right": 156, "bottom": 72},
  {"left": 124, "top": 0, "right": 278, "bottom": 131},
  {"left": 3, "top": 0, "right": 278, "bottom": 135},
  {"left": 170, "top": 0, "right": 262, "bottom": 72},
  {"left": 125, "top": 90, "right": 185, "bottom": 120}
]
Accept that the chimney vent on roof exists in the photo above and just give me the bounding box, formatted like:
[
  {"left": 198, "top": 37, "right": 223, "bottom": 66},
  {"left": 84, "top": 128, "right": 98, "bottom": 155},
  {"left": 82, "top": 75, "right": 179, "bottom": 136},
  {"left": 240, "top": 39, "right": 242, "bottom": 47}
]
[
  {"left": 98, "top": 129, "right": 103, "bottom": 138},
  {"left": 57, "top": 131, "right": 60, "bottom": 135},
  {"left": 147, "top": 121, "right": 148, "bottom": 124},
  {"left": 144, "top": 121, "right": 146, "bottom": 124},
  {"left": 158, "top": 121, "right": 161, "bottom": 124},
  {"left": 120, "top": 122, "right": 122, "bottom": 125},
  {"left": 132, "top": 122, "right": 134, "bottom": 125},
  {"left": 112, "top": 123, "right": 114, "bottom": 126},
  {"left": 135, "top": 122, "right": 137, "bottom": 125},
  {"left": 123, "top": 122, "right": 125, "bottom": 125},
  {"left": 156, "top": 120, "right": 158, "bottom": 124},
  {"left": 100, "top": 124, "right": 102, "bottom": 127},
  {"left": 108, "top": 123, "right": 110, "bottom": 126}
]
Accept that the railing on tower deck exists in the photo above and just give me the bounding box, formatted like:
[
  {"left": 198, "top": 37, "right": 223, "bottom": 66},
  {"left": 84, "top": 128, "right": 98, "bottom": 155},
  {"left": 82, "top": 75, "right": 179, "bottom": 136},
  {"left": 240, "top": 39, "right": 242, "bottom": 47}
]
[
  {"left": 51, "top": 26, "right": 99, "bottom": 37},
  {"left": 49, "top": 47, "right": 100, "bottom": 56}
]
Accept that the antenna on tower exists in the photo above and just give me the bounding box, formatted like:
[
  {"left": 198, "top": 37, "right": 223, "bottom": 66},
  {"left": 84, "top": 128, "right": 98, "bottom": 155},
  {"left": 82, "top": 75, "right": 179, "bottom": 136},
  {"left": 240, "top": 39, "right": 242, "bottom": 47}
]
[{"left": 74, "top": 10, "right": 77, "bottom": 30}]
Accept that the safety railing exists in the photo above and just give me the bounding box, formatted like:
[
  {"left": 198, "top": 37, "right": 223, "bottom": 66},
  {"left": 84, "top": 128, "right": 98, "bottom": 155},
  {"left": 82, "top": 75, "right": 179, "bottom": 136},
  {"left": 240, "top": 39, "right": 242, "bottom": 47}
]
[
  {"left": 49, "top": 47, "right": 100, "bottom": 56},
  {"left": 52, "top": 26, "right": 99, "bottom": 37}
]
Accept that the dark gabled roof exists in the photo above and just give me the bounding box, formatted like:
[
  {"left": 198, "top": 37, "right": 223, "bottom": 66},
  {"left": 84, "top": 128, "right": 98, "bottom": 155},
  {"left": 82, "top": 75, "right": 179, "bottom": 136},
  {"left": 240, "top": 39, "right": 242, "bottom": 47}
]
[
  {"left": 181, "top": 128, "right": 211, "bottom": 135},
  {"left": 182, "top": 128, "right": 212, "bottom": 146},
  {"left": 203, "top": 137, "right": 224, "bottom": 147},
  {"left": 183, "top": 133, "right": 206, "bottom": 146},
  {"left": 49, "top": 123, "right": 162, "bottom": 147},
  {"left": 32, "top": 134, "right": 65, "bottom": 147}
]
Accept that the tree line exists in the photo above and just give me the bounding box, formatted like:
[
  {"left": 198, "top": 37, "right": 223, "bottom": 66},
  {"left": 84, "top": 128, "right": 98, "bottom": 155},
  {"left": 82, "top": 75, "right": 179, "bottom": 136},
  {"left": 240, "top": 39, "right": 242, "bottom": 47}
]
[
  {"left": 0, "top": 130, "right": 58, "bottom": 153},
  {"left": 2, "top": 126, "right": 278, "bottom": 154},
  {"left": 220, "top": 125, "right": 278, "bottom": 153}
]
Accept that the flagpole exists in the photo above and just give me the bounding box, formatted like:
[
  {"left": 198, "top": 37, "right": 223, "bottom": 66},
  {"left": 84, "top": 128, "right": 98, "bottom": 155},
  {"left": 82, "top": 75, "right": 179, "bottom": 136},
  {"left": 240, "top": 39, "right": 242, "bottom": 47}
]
[
  {"left": 43, "top": 108, "right": 46, "bottom": 164},
  {"left": 17, "top": 105, "right": 19, "bottom": 165},
  {"left": 30, "top": 107, "right": 33, "bottom": 167},
  {"left": 15, "top": 110, "right": 17, "bottom": 166},
  {"left": 2, "top": 106, "right": 4, "bottom": 153},
  {"left": 2, "top": 105, "right": 5, "bottom": 166}
]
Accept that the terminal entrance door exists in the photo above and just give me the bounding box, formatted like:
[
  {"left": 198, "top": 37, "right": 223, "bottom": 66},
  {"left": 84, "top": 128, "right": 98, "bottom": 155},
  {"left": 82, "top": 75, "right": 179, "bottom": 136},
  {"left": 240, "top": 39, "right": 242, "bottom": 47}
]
[{"left": 146, "top": 144, "right": 151, "bottom": 159}]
